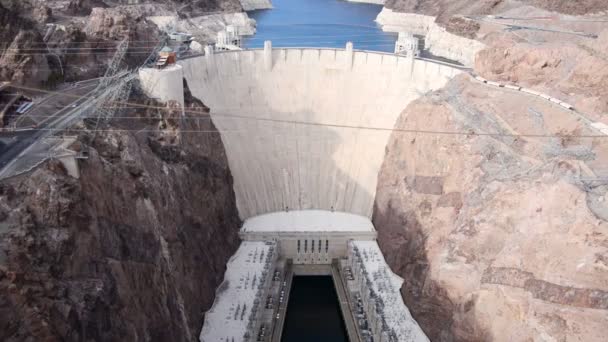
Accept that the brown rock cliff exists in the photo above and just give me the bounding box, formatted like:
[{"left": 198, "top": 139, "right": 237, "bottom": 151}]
[{"left": 0, "top": 85, "right": 241, "bottom": 341}]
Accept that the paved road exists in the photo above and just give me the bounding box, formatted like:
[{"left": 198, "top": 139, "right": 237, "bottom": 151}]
[
  {"left": 0, "top": 80, "right": 99, "bottom": 176},
  {"left": 12, "top": 79, "right": 99, "bottom": 129}
]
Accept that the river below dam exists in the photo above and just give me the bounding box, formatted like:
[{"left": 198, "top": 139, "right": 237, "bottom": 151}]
[
  {"left": 243, "top": 0, "right": 398, "bottom": 52},
  {"left": 281, "top": 276, "right": 348, "bottom": 342}
]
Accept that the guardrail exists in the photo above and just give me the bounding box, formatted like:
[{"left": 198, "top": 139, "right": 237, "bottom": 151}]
[
  {"left": 471, "top": 74, "right": 574, "bottom": 110},
  {"left": 179, "top": 45, "right": 470, "bottom": 70},
  {"left": 470, "top": 73, "right": 608, "bottom": 137}
]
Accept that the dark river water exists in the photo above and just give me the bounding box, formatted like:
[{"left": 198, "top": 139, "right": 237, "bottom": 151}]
[
  {"left": 281, "top": 276, "right": 348, "bottom": 342},
  {"left": 243, "top": 0, "right": 398, "bottom": 52}
]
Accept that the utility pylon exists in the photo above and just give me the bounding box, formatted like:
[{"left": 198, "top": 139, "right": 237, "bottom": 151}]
[
  {"left": 99, "top": 38, "right": 129, "bottom": 89},
  {"left": 92, "top": 37, "right": 133, "bottom": 123}
]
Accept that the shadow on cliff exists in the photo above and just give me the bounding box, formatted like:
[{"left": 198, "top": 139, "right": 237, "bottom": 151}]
[
  {"left": 372, "top": 199, "right": 459, "bottom": 341},
  {"left": 371, "top": 119, "right": 492, "bottom": 341},
  {"left": 76, "top": 83, "right": 242, "bottom": 341}
]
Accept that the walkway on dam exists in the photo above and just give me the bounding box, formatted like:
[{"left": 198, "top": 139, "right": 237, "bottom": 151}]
[
  {"left": 271, "top": 261, "right": 293, "bottom": 342},
  {"left": 332, "top": 259, "right": 362, "bottom": 342},
  {"left": 179, "top": 46, "right": 469, "bottom": 71}
]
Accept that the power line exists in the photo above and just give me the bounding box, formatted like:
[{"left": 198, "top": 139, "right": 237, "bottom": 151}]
[
  {"left": 6, "top": 107, "right": 607, "bottom": 140},
  {"left": 7, "top": 117, "right": 608, "bottom": 139},
  {"left": 0, "top": 28, "right": 398, "bottom": 46},
  {"left": 6, "top": 74, "right": 606, "bottom": 140},
  {"left": 3, "top": 47, "right": 166, "bottom": 52},
  {"left": 2, "top": 39, "right": 399, "bottom": 54},
  {"left": 0, "top": 33, "right": 397, "bottom": 48},
  {"left": 1, "top": 51, "right": 172, "bottom": 56},
  {"left": 3, "top": 39, "right": 396, "bottom": 52}
]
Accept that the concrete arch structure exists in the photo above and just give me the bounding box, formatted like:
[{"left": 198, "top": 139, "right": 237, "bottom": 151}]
[{"left": 149, "top": 45, "right": 460, "bottom": 219}]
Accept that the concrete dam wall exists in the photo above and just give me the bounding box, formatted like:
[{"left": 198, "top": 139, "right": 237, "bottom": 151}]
[{"left": 176, "top": 45, "right": 461, "bottom": 219}]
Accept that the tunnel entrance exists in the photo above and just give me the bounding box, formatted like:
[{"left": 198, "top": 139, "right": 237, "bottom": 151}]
[{"left": 281, "top": 276, "right": 348, "bottom": 342}]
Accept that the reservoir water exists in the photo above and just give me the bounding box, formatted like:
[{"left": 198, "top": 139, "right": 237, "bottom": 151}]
[
  {"left": 244, "top": 0, "right": 398, "bottom": 52},
  {"left": 281, "top": 276, "right": 347, "bottom": 342}
]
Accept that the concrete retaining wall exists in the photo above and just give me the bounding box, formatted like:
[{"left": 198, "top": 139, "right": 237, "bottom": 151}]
[
  {"left": 473, "top": 74, "right": 575, "bottom": 110},
  {"left": 376, "top": 8, "right": 485, "bottom": 66},
  {"left": 138, "top": 64, "right": 184, "bottom": 105},
  {"left": 177, "top": 47, "right": 460, "bottom": 219}
]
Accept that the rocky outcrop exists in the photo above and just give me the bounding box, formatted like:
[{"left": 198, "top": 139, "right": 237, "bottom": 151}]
[
  {"left": 0, "top": 30, "right": 52, "bottom": 87},
  {"left": 385, "top": 0, "right": 608, "bottom": 18},
  {"left": 0, "top": 0, "right": 247, "bottom": 88},
  {"left": 84, "top": 6, "right": 166, "bottom": 42},
  {"left": 148, "top": 12, "right": 256, "bottom": 43},
  {"left": 383, "top": 0, "right": 509, "bottom": 25},
  {"left": 373, "top": 76, "right": 608, "bottom": 341},
  {"left": 67, "top": 0, "right": 108, "bottom": 16},
  {"left": 0, "top": 3, "right": 53, "bottom": 86},
  {"left": 171, "top": 0, "right": 243, "bottom": 17},
  {"left": 475, "top": 29, "right": 608, "bottom": 122},
  {"left": 379, "top": 0, "right": 608, "bottom": 65},
  {"left": 526, "top": 0, "right": 608, "bottom": 15},
  {"left": 85, "top": 7, "right": 134, "bottom": 40},
  {"left": 0, "top": 87, "right": 241, "bottom": 341}
]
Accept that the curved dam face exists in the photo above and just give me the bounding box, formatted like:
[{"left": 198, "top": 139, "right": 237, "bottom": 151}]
[{"left": 179, "top": 46, "right": 461, "bottom": 219}]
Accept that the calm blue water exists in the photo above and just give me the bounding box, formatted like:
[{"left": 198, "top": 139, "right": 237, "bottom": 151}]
[{"left": 244, "top": 0, "right": 398, "bottom": 52}]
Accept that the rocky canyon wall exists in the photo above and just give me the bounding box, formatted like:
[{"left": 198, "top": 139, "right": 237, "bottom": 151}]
[
  {"left": 372, "top": 75, "right": 608, "bottom": 341},
  {"left": 0, "top": 0, "right": 251, "bottom": 88},
  {"left": 384, "top": 0, "right": 608, "bottom": 18},
  {"left": 0, "top": 85, "right": 241, "bottom": 341}
]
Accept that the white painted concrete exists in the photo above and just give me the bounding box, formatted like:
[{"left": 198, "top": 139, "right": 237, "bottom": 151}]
[
  {"left": 395, "top": 32, "right": 420, "bottom": 56},
  {"left": 180, "top": 46, "right": 461, "bottom": 219},
  {"left": 240, "top": 210, "right": 376, "bottom": 264},
  {"left": 58, "top": 155, "right": 80, "bottom": 178},
  {"left": 240, "top": 0, "right": 273, "bottom": 11},
  {"left": 203, "top": 211, "right": 427, "bottom": 341},
  {"left": 200, "top": 241, "right": 277, "bottom": 342},
  {"left": 242, "top": 210, "right": 374, "bottom": 233},
  {"left": 138, "top": 64, "right": 184, "bottom": 105},
  {"left": 348, "top": 240, "right": 429, "bottom": 342},
  {"left": 376, "top": 8, "right": 485, "bottom": 66}
]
